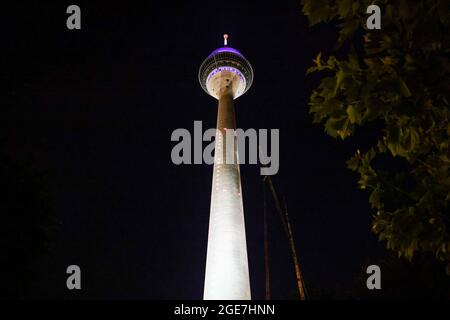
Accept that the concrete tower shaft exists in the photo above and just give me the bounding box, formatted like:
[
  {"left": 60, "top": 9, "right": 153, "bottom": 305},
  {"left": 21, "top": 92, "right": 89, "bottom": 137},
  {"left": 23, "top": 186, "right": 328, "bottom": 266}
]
[
  {"left": 203, "top": 90, "right": 251, "bottom": 300},
  {"left": 199, "top": 41, "right": 254, "bottom": 300}
]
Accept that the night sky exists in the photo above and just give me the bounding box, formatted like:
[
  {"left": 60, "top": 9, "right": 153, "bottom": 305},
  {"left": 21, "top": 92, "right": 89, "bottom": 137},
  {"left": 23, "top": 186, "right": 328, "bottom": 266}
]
[{"left": 3, "top": 1, "right": 386, "bottom": 299}]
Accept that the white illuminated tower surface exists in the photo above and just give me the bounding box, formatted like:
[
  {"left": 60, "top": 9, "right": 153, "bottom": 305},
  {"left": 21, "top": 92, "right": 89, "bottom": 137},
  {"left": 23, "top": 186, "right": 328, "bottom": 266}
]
[{"left": 199, "top": 35, "right": 254, "bottom": 300}]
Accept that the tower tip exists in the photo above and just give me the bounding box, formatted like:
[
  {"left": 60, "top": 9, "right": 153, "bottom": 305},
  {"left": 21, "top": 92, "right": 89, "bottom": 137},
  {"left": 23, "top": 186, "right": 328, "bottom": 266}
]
[{"left": 223, "top": 34, "right": 228, "bottom": 46}]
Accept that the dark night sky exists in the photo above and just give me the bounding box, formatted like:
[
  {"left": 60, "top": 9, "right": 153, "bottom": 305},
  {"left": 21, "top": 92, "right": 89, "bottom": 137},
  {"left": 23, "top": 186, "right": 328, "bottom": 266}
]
[{"left": 3, "top": 1, "right": 385, "bottom": 299}]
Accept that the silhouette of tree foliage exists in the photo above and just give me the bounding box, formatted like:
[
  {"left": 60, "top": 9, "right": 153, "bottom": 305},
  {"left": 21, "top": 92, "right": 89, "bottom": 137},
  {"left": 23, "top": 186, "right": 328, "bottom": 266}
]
[{"left": 301, "top": 0, "right": 450, "bottom": 272}]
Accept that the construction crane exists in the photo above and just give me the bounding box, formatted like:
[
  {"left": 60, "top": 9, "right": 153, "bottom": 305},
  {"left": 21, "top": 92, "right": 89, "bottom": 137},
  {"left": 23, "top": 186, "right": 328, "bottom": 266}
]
[{"left": 263, "top": 175, "right": 307, "bottom": 300}]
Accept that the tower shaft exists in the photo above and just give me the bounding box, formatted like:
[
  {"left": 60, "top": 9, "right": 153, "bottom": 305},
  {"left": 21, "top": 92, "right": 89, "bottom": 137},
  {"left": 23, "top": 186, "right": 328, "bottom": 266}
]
[{"left": 203, "top": 89, "right": 251, "bottom": 300}]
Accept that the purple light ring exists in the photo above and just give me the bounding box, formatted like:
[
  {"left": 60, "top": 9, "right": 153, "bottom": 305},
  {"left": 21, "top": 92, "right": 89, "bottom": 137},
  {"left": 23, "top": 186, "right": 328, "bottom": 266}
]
[{"left": 206, "top": 66, "right": 246, "bottom": 83}]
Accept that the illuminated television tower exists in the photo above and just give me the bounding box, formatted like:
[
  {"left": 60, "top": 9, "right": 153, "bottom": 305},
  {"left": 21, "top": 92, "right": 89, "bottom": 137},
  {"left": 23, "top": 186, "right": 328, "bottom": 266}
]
[{"left": 199, "top": 35, "right": 254, "bottom": 300}]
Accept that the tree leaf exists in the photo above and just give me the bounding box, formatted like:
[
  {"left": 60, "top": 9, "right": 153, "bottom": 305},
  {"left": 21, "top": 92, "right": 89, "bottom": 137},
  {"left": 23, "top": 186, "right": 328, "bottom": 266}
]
[
  {"left": 301, "top": 0, "right": 333, "bottom": 26},
  {"left": 347, "top": 104, "right": 361, "bottom": 124},
  {"left": 325, "top": 116, "right": 347, "bottom": 138},
  {"left": 398, "top": 77, "right": 412, "bottom": 97}
]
